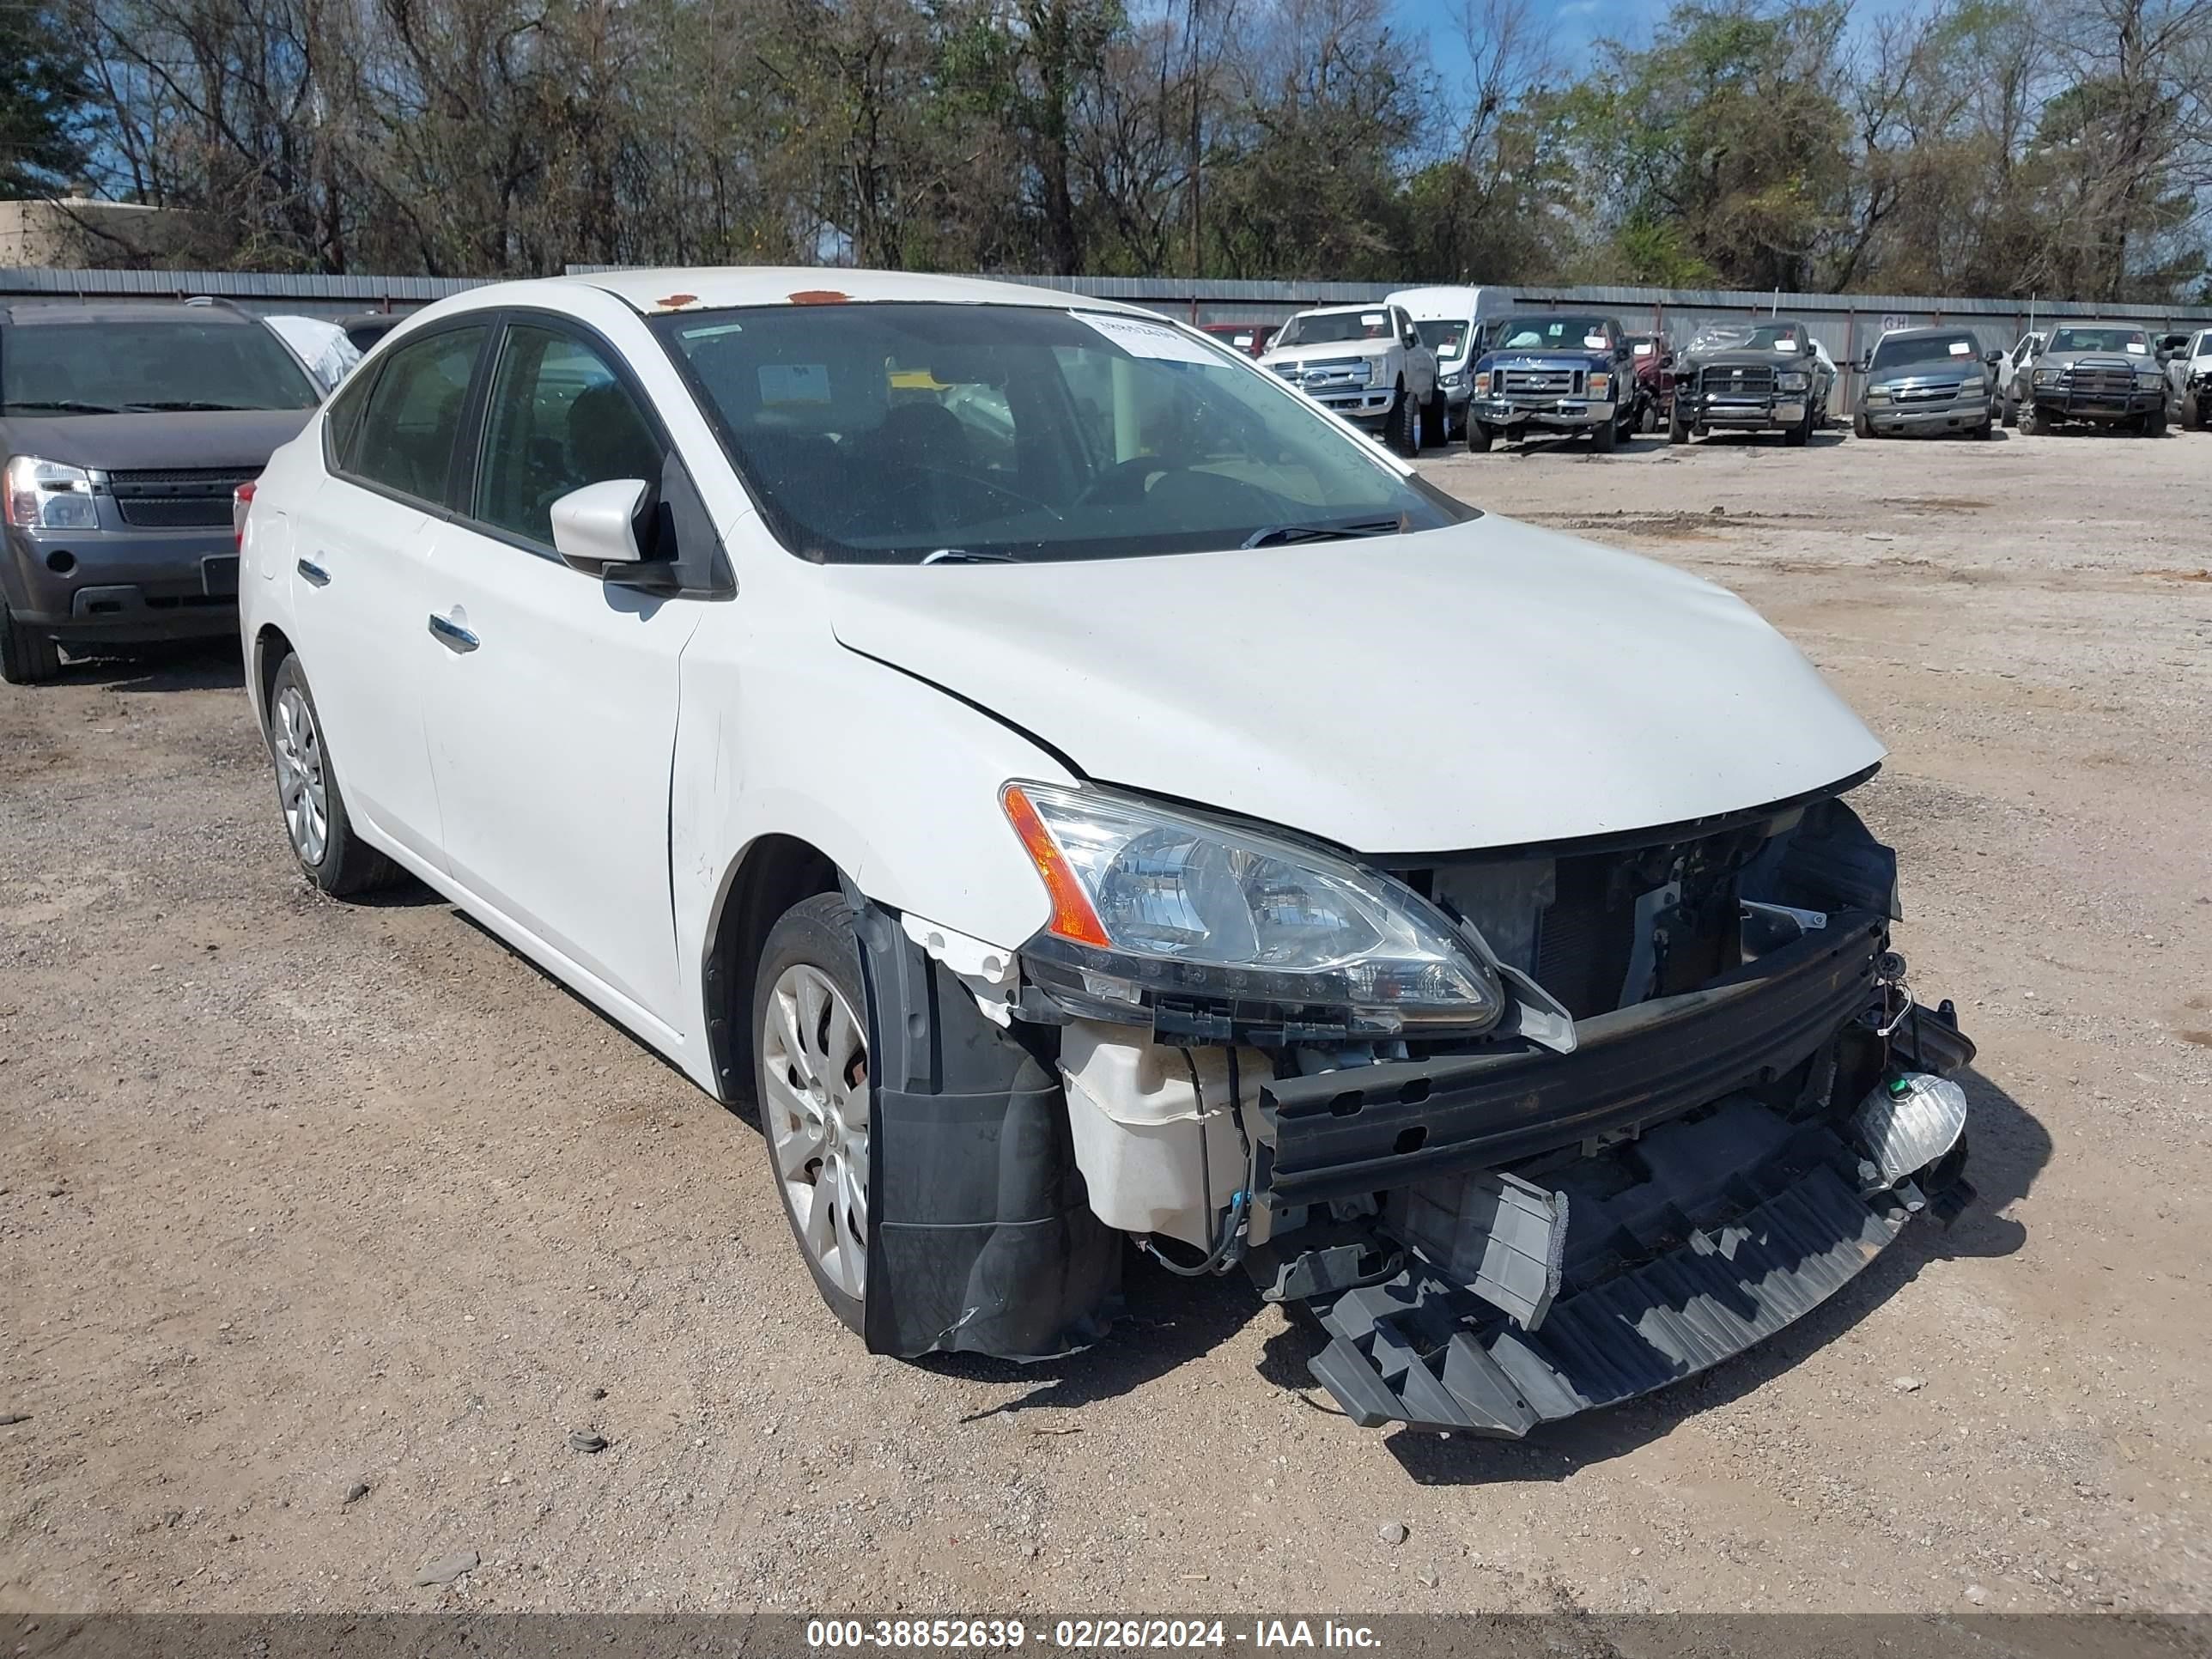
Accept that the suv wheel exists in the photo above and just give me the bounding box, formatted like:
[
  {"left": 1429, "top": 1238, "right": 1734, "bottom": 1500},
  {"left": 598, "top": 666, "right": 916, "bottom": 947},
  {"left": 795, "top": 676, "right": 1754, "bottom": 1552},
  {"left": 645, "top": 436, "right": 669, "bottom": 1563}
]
[
  {"left": 0, "top": 603, "right": 62, "bottom": 685},
  {"left": 2144, "top": 404, "right": 2168, "bottom": 437},
  {"left": 2016, "top": 402, "right": 2040, "bottom": 435},
  {"left": 1467, "top": 420, "right": 1493, "bottom": 454},
  {"left": 266, "top": 653, "right": 400, "bottom": 896},
  {"left": 1590, "top": 413, "right": 1619, "bottom": 453},
  {"left": 1668, "top": 398, "right": 1692, "bottom": 445},
  {"left": 1783, "top": 403, "right": 1814, "bottom": 447},
  {"left": 754, "top": 892, "right": 873, "bottom": 1336}
]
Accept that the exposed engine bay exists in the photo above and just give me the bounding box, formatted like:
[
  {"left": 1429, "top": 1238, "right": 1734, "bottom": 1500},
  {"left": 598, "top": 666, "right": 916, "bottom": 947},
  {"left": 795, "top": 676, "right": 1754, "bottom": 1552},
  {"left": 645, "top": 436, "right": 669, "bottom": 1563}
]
[{"left": 951, "top": 775, "right": 1978, "bottom": 1434}]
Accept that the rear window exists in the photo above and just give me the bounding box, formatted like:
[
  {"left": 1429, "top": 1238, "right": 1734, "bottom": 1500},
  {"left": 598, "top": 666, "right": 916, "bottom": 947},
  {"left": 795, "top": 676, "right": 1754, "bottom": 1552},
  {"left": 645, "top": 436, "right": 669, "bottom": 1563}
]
[{"left": 0, "top": 319, "right": 320, "bottom": 416}]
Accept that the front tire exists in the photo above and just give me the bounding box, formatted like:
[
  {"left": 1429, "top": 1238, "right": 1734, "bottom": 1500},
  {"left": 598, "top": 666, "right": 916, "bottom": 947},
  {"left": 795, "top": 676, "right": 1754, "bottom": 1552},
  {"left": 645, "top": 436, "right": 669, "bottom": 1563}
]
[
  {"left": 2145, "top": 404, "right": 2168, "bottom": 436},
  {"left": 266, "top": 653, "right": 398, "bottom": 896},
  {"left": 753, "top": 893, "right": 872, "bottom": 1337},
  {"left": 1590, "top": 414, "right": 1619, "bottom": 453},
  {"left": 1669, "top": 399, "right": 1692, "bottom": 444},
  {"left": 1783, "top": 403, "right": 1814, "bottom": 447},
  {"left": 1467, "top": 420, "right": 1493, "bottom": 454},
  {"left": 0, "top": 603, "right": 61, "bottom": 685},
  {"left": 1388, "top": 382, "right": 1419, "bottom": 456}
]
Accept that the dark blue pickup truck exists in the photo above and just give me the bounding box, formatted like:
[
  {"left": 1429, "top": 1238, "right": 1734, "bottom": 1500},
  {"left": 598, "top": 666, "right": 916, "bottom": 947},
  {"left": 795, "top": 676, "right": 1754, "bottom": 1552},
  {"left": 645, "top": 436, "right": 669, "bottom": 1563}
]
[{"left": 1465, "top": 313, "right": 1635, "bottom": 453}]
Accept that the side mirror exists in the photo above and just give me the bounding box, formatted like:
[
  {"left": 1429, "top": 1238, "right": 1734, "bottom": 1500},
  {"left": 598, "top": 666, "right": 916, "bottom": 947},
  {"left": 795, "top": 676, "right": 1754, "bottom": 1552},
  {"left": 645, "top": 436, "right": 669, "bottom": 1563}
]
[
  {"left": 1660, "top": 352, "right": 1674, "bottom": 368},
  {"left": 1984, "top": 350, "right": 2002, "bottom": 366},
  {"left": 550, "top": 477, "right": 652, "bottom": 573},
  {"left": 1856, "top": 352, "right": 1873, "bottom": 374}
]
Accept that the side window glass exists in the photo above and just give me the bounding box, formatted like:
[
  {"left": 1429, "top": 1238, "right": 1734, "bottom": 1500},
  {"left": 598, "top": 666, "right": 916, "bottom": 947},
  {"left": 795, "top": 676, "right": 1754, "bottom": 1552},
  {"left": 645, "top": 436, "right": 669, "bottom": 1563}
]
[
  {"left": 476, "top": 325, "right": 663, "bottom": 548},
  {"left": 324, "top": 364, "right": 378, "bottom": 469},
  {"left": 349, "top": 326, "right": 486, "bottom": 503}
]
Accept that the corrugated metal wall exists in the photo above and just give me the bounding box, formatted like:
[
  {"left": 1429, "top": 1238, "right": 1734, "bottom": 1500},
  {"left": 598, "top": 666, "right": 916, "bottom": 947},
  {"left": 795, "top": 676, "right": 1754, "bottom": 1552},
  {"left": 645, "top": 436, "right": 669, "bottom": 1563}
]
[{"left": 9, "top": 263, "right": 2206, "bottom": 395}]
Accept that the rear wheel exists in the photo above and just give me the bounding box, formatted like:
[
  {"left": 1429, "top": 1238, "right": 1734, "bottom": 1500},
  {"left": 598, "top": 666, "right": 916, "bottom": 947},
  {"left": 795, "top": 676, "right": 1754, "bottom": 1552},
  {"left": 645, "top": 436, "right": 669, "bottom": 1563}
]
[
  {"left": 1426, "top": 392, "right": 1449, "bottom": 447},
  {"left": 0, "top": 603, "right": 61, "bottom": 685},
  {"left": 2001, "top": 396, "right": 2017, "bottom": 428},
  {"left": 754, "top": 893, "right": 872, "bottom": 1336},
  {"left": 1638, "top": 397, "right": 1658, "bottom": 434},
  {"left": 266, "top": 654, "right": 398, "bottom": 896}
]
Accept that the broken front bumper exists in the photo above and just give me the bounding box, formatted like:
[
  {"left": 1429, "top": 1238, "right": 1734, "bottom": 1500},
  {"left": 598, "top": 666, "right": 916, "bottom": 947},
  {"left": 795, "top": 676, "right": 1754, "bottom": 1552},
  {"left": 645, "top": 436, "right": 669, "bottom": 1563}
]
[
  {"left": 1253, "top": 916, "right": 1978, "bottom": 1435},
  {"left": 1474, "top": 398, "right": 1616, "bottom": 431}
]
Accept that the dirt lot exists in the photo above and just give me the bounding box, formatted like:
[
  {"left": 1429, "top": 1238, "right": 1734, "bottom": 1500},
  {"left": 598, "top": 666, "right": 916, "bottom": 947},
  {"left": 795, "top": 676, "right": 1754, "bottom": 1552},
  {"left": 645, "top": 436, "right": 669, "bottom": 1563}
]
[{"left": 3, "top": 421, "right": 2209, "bottom": 1617}]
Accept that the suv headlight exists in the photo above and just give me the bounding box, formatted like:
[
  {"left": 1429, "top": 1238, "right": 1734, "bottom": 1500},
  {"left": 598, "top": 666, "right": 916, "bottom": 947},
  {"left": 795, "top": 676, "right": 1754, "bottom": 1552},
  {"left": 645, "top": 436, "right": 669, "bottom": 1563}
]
[
  {"left": 1587, "top": 372, "right": 1612, "bottom": 398},
  {"left": 2136, "top": 369, "right": 2164, "bottom": 390},
  {"left": 1473, "top": 370, "right": 1492, "bottom": 397},
  {"left": 2033, "top": 368, "right": 2057, "bottom": 385},
  {"left": 3, "top": 455, "right": 99, "bottom": 531},
  {"left": 1778, "top": 370, "right": 1809, "bottom": 392},
  {"left": 1001, "top": 781, "right": 1506, "bottom": 1037}
]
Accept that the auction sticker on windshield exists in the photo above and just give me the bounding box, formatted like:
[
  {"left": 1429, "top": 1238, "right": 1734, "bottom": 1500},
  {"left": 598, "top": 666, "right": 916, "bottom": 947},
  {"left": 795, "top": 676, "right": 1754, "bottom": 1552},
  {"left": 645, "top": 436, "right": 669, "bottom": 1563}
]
[{"left": 1073, "top": 313, "right": 1220, "bottom": 366}]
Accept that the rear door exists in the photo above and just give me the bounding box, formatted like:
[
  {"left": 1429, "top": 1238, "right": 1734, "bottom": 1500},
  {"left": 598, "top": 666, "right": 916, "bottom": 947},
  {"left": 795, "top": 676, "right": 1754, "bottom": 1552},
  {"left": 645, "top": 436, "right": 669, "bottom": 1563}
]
[
  {"left": 421, "top": 314, "right": 703, "bottom": 1042},
  {"left": 286, "top": 320, "right": 489, "bottom": 868}
]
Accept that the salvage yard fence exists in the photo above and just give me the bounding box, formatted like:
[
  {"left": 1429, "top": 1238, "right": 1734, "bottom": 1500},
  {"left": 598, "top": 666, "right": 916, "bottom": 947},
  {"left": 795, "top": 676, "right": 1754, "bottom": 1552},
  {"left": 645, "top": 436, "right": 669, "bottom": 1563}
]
[{"left": 9, "top": 264, "right": 2212, "bottom": 404}]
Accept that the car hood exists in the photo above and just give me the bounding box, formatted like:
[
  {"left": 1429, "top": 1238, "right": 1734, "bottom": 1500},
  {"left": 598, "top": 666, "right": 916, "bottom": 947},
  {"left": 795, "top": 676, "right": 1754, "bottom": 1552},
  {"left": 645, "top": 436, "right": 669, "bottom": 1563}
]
[
  {"left": 821, "top": 519, "right": 1886, "bottom": 854},
  {"left": 0, "top": 409, "right": 314, "bottom": 473},
  {"left": 1261, "top": 343, "right": 1394, "bottom": 368}
]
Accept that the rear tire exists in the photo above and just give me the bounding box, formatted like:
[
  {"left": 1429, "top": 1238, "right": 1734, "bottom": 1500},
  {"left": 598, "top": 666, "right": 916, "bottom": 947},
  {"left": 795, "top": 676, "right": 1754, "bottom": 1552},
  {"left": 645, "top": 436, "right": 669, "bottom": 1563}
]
[
  {"left": 0, "top": 603, "right": 61, "bottom": 685},
  {"left": 266, "top": 653, "right": 399, "bottom": 896},
  {"left": 2001, "top": 397, "right": 2017, "bottom": 428},
  {"left": 753, "top": 892, "right": 872, "bottom": 1339},
  {"left": 1426, "top": 392, "right": 1449, "bottom": 447},
  {"left": 1638, "top": 398, "right": 1658, "bottom": 434}
]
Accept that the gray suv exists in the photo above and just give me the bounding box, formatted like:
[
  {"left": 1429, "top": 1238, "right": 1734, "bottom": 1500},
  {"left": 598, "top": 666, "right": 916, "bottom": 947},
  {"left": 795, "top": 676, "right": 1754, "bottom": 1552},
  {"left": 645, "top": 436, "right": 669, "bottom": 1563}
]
[
  {"left": 1852, "top": 327, "right": 2002, "bottom": 439},
  {"left": 1, "top": 299, "right": 320, "bottom": 683}
]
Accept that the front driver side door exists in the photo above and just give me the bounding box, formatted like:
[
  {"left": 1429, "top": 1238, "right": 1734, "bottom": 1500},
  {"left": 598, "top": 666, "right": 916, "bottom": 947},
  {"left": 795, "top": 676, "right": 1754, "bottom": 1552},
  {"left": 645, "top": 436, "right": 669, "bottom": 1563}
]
[{"left": 422, "top": 316, "right": 705, "bottom": 1045}]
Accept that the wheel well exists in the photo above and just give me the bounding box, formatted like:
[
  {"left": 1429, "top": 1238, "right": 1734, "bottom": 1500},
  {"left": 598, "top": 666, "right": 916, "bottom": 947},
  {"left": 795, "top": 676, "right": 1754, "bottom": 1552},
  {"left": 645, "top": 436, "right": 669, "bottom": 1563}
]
[
  {"left": 703, "top": 835, "right": 842, "bottom": 1104},
  {"left": 252, "top": 624, "right": 294, "bottom": 725}
]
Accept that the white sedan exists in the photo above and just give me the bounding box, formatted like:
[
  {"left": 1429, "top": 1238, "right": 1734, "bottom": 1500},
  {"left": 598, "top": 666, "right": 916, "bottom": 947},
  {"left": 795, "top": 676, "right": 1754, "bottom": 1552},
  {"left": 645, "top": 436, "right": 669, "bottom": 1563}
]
[{"left": 236, "top": 268, "right": 1972, "bottom": 1434}]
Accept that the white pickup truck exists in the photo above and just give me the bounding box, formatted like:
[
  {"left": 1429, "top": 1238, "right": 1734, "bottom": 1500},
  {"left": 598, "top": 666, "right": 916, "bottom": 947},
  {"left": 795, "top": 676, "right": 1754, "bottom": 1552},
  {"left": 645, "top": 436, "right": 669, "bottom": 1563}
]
[{"left": 1257, "top": 301, "right": 1441, "bottom": 454}]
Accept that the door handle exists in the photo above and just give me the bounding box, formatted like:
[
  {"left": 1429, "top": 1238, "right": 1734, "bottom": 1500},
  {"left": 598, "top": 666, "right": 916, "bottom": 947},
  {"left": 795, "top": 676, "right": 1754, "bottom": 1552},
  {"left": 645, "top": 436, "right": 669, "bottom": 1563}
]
[
  {"left": 427, "top": 613, "right": 479, "bottom": 652},
  {"left": 296, "top": 558, "right": 331, "bottom": 587}
]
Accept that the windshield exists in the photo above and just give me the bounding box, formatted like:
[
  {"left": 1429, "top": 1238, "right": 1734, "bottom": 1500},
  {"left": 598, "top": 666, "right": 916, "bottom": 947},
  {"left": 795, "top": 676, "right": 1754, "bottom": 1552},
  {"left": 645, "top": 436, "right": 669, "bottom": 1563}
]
[
  {"left": 1871, "top": 332, "right": 1979, "bottom": 373},
  {"left": 1414, "top": 319, "right": 1469, "bottom": 359},
  {"left": 0, "top": 318, "right": 321, "bottom": 415},
  {"left": 1739, "top": 323, "right": 1806, "bottom": 351},
  {"left": 1491, "top": 317, "right": 1613, "bottom": 352},
  {"left": 1273, "top": 310, "right": 1395, "bottom": 349},
  {"left": 655, "top": 303, "right": 1471, "bottom": 565},
  {"left": 2048, "top": 326, "right": 2149, "bottom": 355}
]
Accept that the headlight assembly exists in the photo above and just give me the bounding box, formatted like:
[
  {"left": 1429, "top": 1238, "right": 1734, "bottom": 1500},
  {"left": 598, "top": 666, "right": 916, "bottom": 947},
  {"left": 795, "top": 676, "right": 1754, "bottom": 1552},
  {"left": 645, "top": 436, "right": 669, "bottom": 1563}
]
[
  {"left": 1587, "top": 372, "right": 1612, "bottom": 399},
  {"left": 1473, "top": 371, "right": 1492, "bottom": 397},
  {"left": 2136, "top": 370, "right": 2164, "bottom": 390},
  {"left": 1001, "top": 781, "right": 1507, "bottom": 1039},
  {"left": 2033, "top": 368, "right": 2057, "bottom": 385},
  {"left": 1777, "top": 371, "right": 1809, "bottom": 392},
  {"left": 3, "top": 455, "right": 99, "bottom": 531}
]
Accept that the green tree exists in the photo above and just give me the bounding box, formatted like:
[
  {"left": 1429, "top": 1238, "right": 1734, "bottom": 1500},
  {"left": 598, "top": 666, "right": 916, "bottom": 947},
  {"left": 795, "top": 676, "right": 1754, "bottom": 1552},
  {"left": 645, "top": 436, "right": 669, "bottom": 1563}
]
[{"left": 1, "top": 0, "right": 90, "bottom": 198}]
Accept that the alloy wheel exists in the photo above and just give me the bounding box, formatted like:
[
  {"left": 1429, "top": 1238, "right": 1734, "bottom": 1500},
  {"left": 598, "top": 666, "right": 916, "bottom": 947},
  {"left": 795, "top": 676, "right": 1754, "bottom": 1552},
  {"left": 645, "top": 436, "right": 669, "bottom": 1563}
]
[
  {"left": 760, "top": 963, "right": 871, "bottom": 1298},
  {"left": 272, "top": 685, "right": 330, "bottom": 867}
]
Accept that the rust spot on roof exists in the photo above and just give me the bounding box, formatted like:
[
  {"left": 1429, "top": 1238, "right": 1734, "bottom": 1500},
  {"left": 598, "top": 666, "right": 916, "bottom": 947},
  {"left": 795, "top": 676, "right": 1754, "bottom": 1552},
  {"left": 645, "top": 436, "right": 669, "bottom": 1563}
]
[
  {"left": 654, "top": 293, "right": 698, "bottom": 309},
  {"left": 788, "top": 289, "right": 852, "bottom": 306}
]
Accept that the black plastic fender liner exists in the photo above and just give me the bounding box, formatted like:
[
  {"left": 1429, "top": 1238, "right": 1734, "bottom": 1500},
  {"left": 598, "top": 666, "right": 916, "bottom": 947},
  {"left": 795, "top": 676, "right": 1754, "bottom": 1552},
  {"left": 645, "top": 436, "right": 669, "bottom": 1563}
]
[{"left": 847, "top": 896, "right": 1122, "bottom": 1361}]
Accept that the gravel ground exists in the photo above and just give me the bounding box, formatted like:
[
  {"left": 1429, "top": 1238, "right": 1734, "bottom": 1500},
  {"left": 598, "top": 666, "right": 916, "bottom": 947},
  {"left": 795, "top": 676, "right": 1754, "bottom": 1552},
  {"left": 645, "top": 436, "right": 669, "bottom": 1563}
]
[{"left": 2, "top": 420, "right": 2209, "bottom": 1616}]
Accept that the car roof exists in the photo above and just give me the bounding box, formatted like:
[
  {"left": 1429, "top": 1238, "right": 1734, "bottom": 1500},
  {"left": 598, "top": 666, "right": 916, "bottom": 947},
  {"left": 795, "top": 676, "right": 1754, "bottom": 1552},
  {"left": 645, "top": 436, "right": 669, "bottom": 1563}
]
[
  {"left": 1879, "top": 325, "right": 1974, "bottom": 340},
  {"left": 0, "top": 298, "right": 264, "bottom": 327},
  {"left": 446, "top": 267, "right": 1160, "bottom": 319}
]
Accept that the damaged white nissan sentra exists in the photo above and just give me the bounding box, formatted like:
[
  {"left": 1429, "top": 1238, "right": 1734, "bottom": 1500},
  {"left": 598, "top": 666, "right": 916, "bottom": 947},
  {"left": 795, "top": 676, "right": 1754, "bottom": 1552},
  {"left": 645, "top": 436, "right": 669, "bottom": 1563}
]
[{"left": 236, "top": 268, "right": 1977, "bottom": 1433}]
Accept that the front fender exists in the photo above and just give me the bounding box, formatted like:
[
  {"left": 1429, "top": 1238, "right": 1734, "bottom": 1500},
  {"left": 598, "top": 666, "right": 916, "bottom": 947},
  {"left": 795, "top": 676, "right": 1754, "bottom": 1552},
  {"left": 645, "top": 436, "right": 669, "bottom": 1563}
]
[{"left": 672, "top": 613, "right": 1068, "bottom": 1085}]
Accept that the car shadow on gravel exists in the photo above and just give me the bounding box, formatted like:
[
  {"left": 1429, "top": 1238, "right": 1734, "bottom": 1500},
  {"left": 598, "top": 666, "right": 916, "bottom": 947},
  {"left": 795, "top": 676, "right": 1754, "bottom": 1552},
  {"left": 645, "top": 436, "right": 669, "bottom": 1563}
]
[
  {"left": 1251, "top": 1063, "right": 2045, "bottom": 1483},
  {"left": 56, "top": 640, "right": 246, "bottom": 692},
  {"left": 934, "top": 1250, "right": 1261, "bottom": 1419}
]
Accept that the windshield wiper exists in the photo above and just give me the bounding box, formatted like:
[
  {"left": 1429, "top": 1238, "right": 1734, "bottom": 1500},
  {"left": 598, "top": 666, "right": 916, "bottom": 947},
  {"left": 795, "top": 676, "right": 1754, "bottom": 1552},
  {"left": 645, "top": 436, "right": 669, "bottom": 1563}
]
[
  {"left": 2, "top": 398, "right": 123, "bottom": 414},
  {"left": 126, "top": 400, "right": 263, "bottom": 412},
  {"left": 1242, "top": 518, "right": 1404, "bottom": 549},
  {"left": 920, "top": 547, "right": 1024, "bottom": 565}
]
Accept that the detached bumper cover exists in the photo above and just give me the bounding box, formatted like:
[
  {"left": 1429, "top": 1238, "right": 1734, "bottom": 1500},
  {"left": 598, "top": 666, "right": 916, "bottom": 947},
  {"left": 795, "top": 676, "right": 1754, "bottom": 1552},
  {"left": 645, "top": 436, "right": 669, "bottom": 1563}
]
[
  {"left": 1263, "top": 915, "right": 1886, "bottom": 1206},
  {"left": 1308, "top": 1119, "right": 1938, "bottom": 1437}
]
